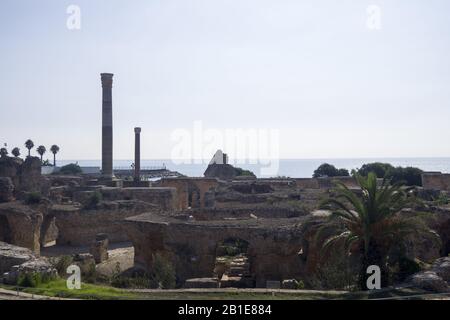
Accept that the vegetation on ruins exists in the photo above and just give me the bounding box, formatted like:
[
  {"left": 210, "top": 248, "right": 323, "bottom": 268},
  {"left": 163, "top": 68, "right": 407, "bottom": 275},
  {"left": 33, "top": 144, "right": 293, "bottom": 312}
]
[
  {"left": 235, "top": 167, "right": 256, "bottom": 177},
  {"left": 11, "top": 147, "right": 20, "bottom": 158},
  {"left": 59, "top": 163, "right": 82, "bottom": 175},
  {"left": 313, "top": 163, "right": 349, "bottom": 178},
  {"left": 352, "top": 162, "right": 423, "bottom": 186},
  {"left": 151, "top": 253, "right": 176, "bottom": 289},
  {"left": 0, "top": 148, "right": 8, "bottom": 158},
  {"left": 24, "top": 139, "right": 34, "bottom": 157},
  {"left": 36, "top": 145, "right": 46, "bottom": 163},
  {"left": 50, "top": 144, "right": 60, "bottom": 166},
  {"left": 318, "top": 173, "right": 439, "bottom": 289},
  {"left": 24, "top": 192, "right": 42, "bottom": 205},
  {"left": 84, "top": 191, "right": 103, "bottom": 210}
]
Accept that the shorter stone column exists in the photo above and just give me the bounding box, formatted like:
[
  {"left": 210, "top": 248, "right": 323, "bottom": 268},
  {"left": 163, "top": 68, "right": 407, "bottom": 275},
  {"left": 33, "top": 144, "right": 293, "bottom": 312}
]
[{"left": 90, "top": 233, "right": 109, "bottom": 263}]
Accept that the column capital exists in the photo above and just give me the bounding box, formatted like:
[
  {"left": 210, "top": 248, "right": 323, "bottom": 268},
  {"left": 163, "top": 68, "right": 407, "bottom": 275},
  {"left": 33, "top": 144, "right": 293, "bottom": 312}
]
[{"left": 101, "top": 73, "right": 114, "bottom": 88}]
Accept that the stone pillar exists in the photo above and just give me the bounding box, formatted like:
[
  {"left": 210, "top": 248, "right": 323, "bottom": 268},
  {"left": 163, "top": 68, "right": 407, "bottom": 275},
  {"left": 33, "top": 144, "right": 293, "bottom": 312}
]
[
  {"left": 101, "top": 73, "right": 114, "bottom": 178},
  {"left": 134, "top": 127, "right": 141, "bottom": 182}
]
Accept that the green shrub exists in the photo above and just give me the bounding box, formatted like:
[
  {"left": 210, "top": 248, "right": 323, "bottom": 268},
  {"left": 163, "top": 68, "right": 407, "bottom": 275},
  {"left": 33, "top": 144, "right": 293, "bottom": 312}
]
[
  {"left": 432, "top": 193, "right": 449, "bottom": 206},
  {"left": 296, "top": 279, "right": 305, "bottom": 290},
  {"left": 151, "top": 253, "right": 176, "bottom": 289},
  {"left": 17, "top": 272, "right": 55, "bottom": 288},
  {"left": 54, "top": 255, "right": 74, "bottom": 276},
  {"left": 353, "top": 163, "right": 423, "bottom": 186},
  {"left": 313, "top": 163, "right": 349, "bottom": 178},
  {"left": 84, "top": 192, "right": 103, "bottom": 210},
  {"left": 24, "top": 192, "right": 42, "bottom": 204},
  {"left": 235, "top": 167, "right": 256, "bottom": 177},
  {"left": 59, "top": 163, "right": 82, "bottom": 175}
]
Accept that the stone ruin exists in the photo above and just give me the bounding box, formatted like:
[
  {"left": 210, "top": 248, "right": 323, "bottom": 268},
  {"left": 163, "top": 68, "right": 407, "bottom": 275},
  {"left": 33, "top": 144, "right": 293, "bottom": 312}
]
[{"left": 0, "top": 73, "right": 449, "bottom": 291}]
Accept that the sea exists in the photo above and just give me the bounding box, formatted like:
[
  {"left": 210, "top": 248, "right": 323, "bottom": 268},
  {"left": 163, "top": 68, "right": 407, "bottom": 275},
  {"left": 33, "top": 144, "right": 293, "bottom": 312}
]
[{"left": 55, "top": 158, "right": 450, "bottom": 178}]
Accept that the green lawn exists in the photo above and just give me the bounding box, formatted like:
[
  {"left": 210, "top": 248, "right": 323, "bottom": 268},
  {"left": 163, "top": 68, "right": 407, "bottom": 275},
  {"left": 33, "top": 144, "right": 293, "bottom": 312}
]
[
  {"left": 0, "top": 280, "right": 358, "bottom": 300},
  {"left": 3, "top": 280, "right": 438, "bottom": 300}
]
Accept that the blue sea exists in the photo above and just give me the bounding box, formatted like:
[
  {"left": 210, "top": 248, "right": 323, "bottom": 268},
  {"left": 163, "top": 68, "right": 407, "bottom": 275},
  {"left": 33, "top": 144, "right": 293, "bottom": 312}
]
[{"left": 56, "top": 158, "right": 450, "bottom": 178}]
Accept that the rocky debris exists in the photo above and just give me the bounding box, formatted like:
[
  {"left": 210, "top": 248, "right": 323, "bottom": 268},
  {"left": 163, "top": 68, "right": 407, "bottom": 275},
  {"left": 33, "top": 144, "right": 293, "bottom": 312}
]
[
  {"left": 432, "top": 257, "right": 450, "bottom": 281},
  {"left": 0, "top": 177, "right": 14, "bottom": 203},
  {"left": 73, "top": 253, "right": 96, "bottom": 275},
  {"left": 0, "top": 242, "right": 35, "bottom": 274},
  {"left": 184, "top": 278, "right": 219, "bottom": 288},
  {"left": 282, "top": 279, "right": 299, "bottom": 289},
  {"left": 409, "top": 257, "right": 450, "bottom": 293},
  {"left": 411, "top": 271, "right": 449, "bottom": 293},
  {"left": 2, "top": 257, "right": 57, "bottom": 285},
  {"left": 90, "top": 233, "right": 109, "bottom": 263}
]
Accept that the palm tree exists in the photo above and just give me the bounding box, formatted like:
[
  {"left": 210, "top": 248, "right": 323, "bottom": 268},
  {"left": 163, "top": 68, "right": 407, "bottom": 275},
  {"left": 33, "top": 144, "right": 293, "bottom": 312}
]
[
  {"left": 0, "top": 148, "right": 8, "bottom": 158},
  {"left": 25, "top": 139, "right": 34, "bottom": 157},
  {"left": 36, "top": 145, "right": 46, "bottom": 163},
  {"left": 318, "top": 173, "right": 438, "bottom": 289},
  {"left": 50, "top": 145, "right": 60, "bottom": 167},
  {"left": 11, "top": 147, "right": 20, "bottom": 158}
]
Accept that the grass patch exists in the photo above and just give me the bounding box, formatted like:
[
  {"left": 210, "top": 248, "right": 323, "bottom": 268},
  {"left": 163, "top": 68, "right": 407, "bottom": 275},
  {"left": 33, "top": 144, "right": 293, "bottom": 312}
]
[{"left": 1, "top": 279, "right": 139, "bottom": 300}]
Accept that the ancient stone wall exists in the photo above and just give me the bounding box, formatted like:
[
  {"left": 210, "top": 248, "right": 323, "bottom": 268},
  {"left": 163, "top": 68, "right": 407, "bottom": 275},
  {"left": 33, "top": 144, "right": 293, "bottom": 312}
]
[
  {"left": 51, "top": 200, "right": 159, "bottom": 246},
  {"left": 73, "top": 187, "right": 177, "bottom": 211},
  {"left": 0, "top": 157, "right": 42, "bottom": 195},
  {"left": 422, "top": 172, "right": 450, "bottom": 191},
  {"left": 295, "top": 177, "right": 358, "bottom": 189},
  {"left": 123, "top": 214, "right": 304, "bottom": 287},
  {"left": 160, "top": 178, "right": 219, "bottom": 210},
  {"left": 0, "top": 203, "right": 42, "bottom": 255}
]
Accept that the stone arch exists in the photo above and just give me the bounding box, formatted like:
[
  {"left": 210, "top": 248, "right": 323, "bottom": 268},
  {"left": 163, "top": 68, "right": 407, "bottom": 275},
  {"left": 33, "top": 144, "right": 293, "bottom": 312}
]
[
  {"left": 187, "top": 183, "right": 201, "bottom": 208},
  {"left": 40, "top": 214, "right": 59, "bottom": 247},
  {"left": 0, "top": 215, "right": 12, "bottom": 243}
]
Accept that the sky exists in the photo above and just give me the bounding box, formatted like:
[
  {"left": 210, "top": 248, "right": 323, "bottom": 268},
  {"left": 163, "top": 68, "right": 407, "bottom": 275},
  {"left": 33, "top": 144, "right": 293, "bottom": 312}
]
[{"left": 1, "top": 0, "right": 450, "bottom": 161}]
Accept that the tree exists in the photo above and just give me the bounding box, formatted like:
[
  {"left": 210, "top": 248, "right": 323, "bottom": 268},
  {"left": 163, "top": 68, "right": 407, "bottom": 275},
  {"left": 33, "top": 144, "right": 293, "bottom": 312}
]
[
  {"left": 0, "top": 148, "right": 8, "bottom": 158},
  {"left": 36, "top": 145, "right": 46, "bottom": 163},
  {"left": 354, "top": 163, "right": 423, "bottom": 186},
  {"left": 50, "top": 145, "right": 60, "bottom": 167},
  {"left": 11, "top": 147, "right": 20, "bottom": 158},
  {"left": 354, "top": 162, "right": 394, "bottom": 178},
  {"left": 313, "top": 163, "right": 349, "bottom": 178},
  {"left": 319, "top": 173, "right": 437, "bottom": 289},
  {"left": 60, "top": 163, "right": 82, "bottom": 175},
  {"left": 25, "top": 140, "right": 34, "bottom": 157}
]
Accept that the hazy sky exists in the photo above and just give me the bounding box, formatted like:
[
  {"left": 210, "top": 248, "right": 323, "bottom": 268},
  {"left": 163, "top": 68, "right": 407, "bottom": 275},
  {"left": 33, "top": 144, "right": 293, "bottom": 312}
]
[{"left": 1, "top": 0, "right": 450, "bottom": 160}]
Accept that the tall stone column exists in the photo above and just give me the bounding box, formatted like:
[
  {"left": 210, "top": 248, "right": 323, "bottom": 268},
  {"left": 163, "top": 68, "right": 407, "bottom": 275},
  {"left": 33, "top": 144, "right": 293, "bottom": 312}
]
[
  {"left": 101, "top": 73, "right": 114, "bottom": 178},
  {"left": 134, "top": 127, "right": 141, "bottom": 182}
]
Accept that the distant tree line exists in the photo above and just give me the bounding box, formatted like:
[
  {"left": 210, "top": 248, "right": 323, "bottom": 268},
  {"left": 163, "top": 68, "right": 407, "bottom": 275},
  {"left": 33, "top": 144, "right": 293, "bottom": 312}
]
[
  {"left": 0, "top": 139, "right": 60, "bottom": 166},
  {"left": 313, "top": 162, "right": 423, "bottom": 186}
]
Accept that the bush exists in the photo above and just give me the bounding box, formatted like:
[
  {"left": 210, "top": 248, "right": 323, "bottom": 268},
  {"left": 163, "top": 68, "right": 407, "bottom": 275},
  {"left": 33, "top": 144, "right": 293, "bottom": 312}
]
[
  {"left": 235, "top": 167, "right": 256, "bottom": 177},
  {"left": 24, "top": 192, "right": 42, "bottom": 204},
  {"left": 17, "top": 272, "right": 55, "bottom": 288},
  {"left": 387, "top": 166, "right": 423, "bottom": 187},
  {"left": 354, "top": 162, "right": 394, "bottom": 178},
  {"left": 53, "top": 255, "right": 74, "bottom": 276},
  {"left": 313, "top": 163, "right": 349, "bottom": 178},
  {"left": 111, "top": 256, "right": 176, "bottom": 289},
  {"left": 84, "top": 192, "right": 103, "bottom": 210},
  {"left": 59, "top": 163, "right": 82, "bottom": 175},
  {"left": 354, "top": 163, "right": 423, "bottom": 186},
  {"left": 151, "top": 253, "right": 176, "bottom": 289}
]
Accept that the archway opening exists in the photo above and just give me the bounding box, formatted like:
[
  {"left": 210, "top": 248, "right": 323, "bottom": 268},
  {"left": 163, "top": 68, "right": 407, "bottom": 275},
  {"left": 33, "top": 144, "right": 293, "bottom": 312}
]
[
  {"left": 214, "top": 238, "right": 253, "bottom": 288},
  {"left": 0, "top": 215, "right": 12, "bottom": 244}
]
